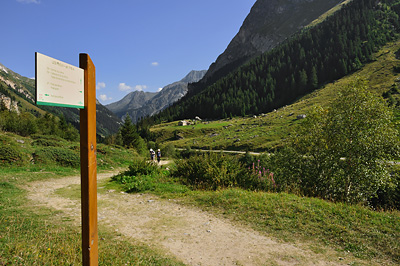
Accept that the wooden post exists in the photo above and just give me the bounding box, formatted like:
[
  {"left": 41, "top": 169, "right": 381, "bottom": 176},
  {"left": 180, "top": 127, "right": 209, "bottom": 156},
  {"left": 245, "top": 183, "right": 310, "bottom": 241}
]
[{"left": 79, "top": 53, "right": 98, "bottom": 266}]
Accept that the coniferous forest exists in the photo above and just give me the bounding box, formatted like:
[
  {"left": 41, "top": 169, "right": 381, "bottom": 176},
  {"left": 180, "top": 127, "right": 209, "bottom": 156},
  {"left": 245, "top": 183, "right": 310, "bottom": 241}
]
[{"left": 148, "top": 0, "right": 400, "bottom": 123}]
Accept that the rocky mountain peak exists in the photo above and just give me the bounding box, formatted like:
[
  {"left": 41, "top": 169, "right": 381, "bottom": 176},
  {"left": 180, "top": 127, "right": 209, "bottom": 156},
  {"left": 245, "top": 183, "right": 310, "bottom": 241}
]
[
  {"left": 106, "top": 70, "right": 206, "bottom": 123},
  {"left": 201, "top": 0, "right": 343, "bottom": 84}
]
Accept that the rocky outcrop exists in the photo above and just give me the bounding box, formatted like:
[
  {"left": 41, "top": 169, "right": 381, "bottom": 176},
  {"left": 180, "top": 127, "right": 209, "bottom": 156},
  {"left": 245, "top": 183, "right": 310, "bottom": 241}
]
[{"left": 0, "top": 94, "right": 19, "bottom": 113}]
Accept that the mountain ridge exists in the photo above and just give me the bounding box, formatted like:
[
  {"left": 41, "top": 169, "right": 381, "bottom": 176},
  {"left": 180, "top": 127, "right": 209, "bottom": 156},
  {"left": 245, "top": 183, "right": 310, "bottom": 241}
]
[
  {"left": 107, "top": 70, "right": 206, "bottom": 123},
  {"left": 189, "top": 0, "right": 345, "bottom": 97},
  {"left": 150, "top": 0, "right": 400, "bottom": 123}
]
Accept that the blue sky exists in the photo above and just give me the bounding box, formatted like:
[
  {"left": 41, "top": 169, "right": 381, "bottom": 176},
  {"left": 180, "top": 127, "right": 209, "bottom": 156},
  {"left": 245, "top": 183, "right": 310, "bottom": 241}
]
[{"left": 1, "top": 0, "right": 256, "bottom": 104}]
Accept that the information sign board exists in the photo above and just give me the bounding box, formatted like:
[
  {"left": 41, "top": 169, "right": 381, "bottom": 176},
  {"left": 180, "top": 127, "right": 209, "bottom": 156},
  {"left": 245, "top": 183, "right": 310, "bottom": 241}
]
[{"left": 35, "top": 52, "right": 84, "bottom": 108}]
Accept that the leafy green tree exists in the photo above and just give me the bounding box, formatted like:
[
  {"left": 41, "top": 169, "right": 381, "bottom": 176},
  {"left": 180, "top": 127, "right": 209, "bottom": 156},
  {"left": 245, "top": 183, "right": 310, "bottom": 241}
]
[{"left": 272, "top": 79, "right": 400, "bottom": 204}]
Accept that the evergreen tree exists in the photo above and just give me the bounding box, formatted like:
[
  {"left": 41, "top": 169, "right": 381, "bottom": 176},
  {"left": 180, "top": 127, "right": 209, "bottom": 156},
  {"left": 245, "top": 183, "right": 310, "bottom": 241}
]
[
  {"left": 148, "top": 0, "right": 400, "bottom": 123},
  {"left": 119, "top": 114, "right": 137, "bottom": 148}
]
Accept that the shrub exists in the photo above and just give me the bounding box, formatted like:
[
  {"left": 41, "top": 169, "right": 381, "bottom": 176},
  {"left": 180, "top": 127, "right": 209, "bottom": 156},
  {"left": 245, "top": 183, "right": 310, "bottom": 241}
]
[
  {"left": 161, "top": 143, "right": 176, "bottom": 158},
  {"left": 122, "top": 159, "right": 160, "bottom": 177},
  {"left": 172, "top": 152, "right": 245, "bottom": 190},
  {"left": 31, "top": 134, "right": 65, "bottom": 142},
  {"left": 111, "top": 159, "right": 184, "bottom": 193},
  {"left": 243, "top": 160, "right": 276, "bottom": 191},
  {"left": 0, "top": 145, "right": 24, "bottom": 165},
  {"left": 33, "top": 147, "right": 80, "bottom": 167},
  {"left": 176, "top": 146, "right": 200, "bottom": 159},
  {"left": 122, "top": 175, "right": 156, "bottom": 193},
  {"left": 369, "top": 164, "right": 400, "bottom": 210},
  {"left": 270, "top": 79, "right": 400, "bottom": 204},
  {"left": 31, "top": 139, "right": 62, "bottom": 147}
]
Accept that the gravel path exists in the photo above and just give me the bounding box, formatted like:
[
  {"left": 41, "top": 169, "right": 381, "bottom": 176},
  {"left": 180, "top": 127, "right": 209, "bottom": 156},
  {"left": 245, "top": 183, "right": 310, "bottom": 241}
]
[{"left": 24, "top": 171, "right": 346, "bottom": 266}]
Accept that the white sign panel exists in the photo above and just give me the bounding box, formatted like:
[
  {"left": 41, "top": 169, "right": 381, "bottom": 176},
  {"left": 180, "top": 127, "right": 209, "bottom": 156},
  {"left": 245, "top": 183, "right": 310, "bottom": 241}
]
[{"left": 35, "top": 52, "right": 84, "bottom": 108}]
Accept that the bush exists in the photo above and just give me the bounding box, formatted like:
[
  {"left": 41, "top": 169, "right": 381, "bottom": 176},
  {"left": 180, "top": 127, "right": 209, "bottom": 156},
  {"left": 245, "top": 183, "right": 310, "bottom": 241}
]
[
  {"left": 33, "top": 147, "right": 80, "bottom": 167},
  {"left": 0, "top": 145, "right": 24, "bottom": 165},
  {"left": 122, "top": 159, "right": 160, "bottom": 177},
  {"left": 31, "top": 134, "right": 65, "bottom": 142},
  {"left": 242, "top": 159, "right": 277, "bottom": 191},
  {"left": 269, "top": 79, "right": 400, "bottom": 204},
  {"left": 118, "top": 175, "right": 156, "bottom": 193},
  {"left": 31, "top": 139, "right": 62, "bottom": 147},
  {"left": 111, "top": 159, "right": 188, "bottom": 194},
  {"left": 175, "top": 146, "right": 200, "bottom": 159},
  {"left": 172, "top": 152, "right": 245, "bottom": 190},
  {"left": 369, "top": 164, "right": 400, "bottom": 210},
  {"left": 161, "top": 143, "right": 176, "bottom": 158}
]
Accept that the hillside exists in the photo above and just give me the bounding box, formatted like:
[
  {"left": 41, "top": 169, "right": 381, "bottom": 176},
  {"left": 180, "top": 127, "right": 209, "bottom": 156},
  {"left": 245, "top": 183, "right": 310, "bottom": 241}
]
[
  {"left": 0, "top": 63, "right": 121, "bottom": 137},
  {"left": 189, "top": 0, "right": 344, "bottom": 96},
  {"left": 151, "top": 0, "right": 400, "bottom": 124},
  {"left": 151, "top": 39, "right": 400, "bottom": 152}
]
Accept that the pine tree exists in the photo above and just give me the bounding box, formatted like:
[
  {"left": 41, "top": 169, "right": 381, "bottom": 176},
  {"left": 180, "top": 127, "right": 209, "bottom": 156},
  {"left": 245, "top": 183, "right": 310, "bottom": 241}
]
[{"left": 119, "top": 114, "right": 137, "bottom": 148}]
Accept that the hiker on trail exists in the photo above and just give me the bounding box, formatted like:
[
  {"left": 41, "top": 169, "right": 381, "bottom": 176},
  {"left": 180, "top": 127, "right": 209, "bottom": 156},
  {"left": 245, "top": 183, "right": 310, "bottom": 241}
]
[
  {"left": 150, "top": 149, "right": 155, "bottom": 161},
  {"left": 156, "top": 149, "right": 161, "bottom": 163}
]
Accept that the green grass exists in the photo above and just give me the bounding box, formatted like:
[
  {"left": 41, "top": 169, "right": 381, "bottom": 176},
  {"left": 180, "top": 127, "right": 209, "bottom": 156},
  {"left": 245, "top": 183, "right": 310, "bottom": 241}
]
[
  {"left": 1, "top": 27, "right": 399, "bottom": 266},
  {"left": 183, "top": 190, "right": 400, "bottom": 263},
  {"left": 108, "top": 156, "right": 400, "bottom": 265},
  {"left": 0, "top": 138, "right": 185, "bottom": 265},
  {"left": 0, "top": 174, "right": 185, "bottom": 265},
  {"left": 151, "top": 40, "right": 400, "bottom": 152},
  {"left": 109, "top": 171, "right": 400, "bottom": 265},
  {"left": 0, "top": 131, "right": 138, "bottom": 171}
]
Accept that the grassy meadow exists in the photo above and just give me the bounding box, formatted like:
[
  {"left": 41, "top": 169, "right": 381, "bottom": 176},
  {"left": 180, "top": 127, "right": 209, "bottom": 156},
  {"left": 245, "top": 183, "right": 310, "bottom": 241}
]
[
  {"left": 152, "top": 40, "right": 400, "bottom": 152},
  {"left": 0, "top": 132, "right": 185, "bottom": 265},
  {"left": 1, "top": 40, "right": 400, "bottom": 265}
]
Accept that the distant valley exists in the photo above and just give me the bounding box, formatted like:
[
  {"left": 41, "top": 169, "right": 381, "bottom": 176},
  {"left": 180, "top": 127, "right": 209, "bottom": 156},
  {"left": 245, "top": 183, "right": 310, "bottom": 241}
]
[{"left": 106, "top": 70, "right": 206, "bottom": 123}]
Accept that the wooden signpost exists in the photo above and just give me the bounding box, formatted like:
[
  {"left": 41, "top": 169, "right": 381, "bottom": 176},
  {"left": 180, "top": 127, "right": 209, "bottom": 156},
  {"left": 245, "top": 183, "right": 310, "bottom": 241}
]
[
  {"left": 36, "top": 53, "right": 98, "bottom": 266},
  {"left": 79, "top": 53, "right": 98, "bottom": 266}
]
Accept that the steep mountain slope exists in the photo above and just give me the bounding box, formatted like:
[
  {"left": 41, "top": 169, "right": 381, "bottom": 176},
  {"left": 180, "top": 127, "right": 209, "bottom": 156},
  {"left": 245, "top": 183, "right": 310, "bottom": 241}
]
[
  {"left": 107, "top": 70, "right": 206, "bottom": 123},
  {"left": 0, "top": 63, "right": 121, "bottom": 137},
  {"left": 191, "top": 0, "right": 344, "bottom": 95},
  {"left": 151, "top": 0, "right": 400, "bottom": 123}
]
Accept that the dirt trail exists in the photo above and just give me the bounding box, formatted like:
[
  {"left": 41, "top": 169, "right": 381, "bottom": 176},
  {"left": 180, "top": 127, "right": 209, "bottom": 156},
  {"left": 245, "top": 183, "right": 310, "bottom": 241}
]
[{"left": 24, "top": 172, "right": 346, "bottom": 266}]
